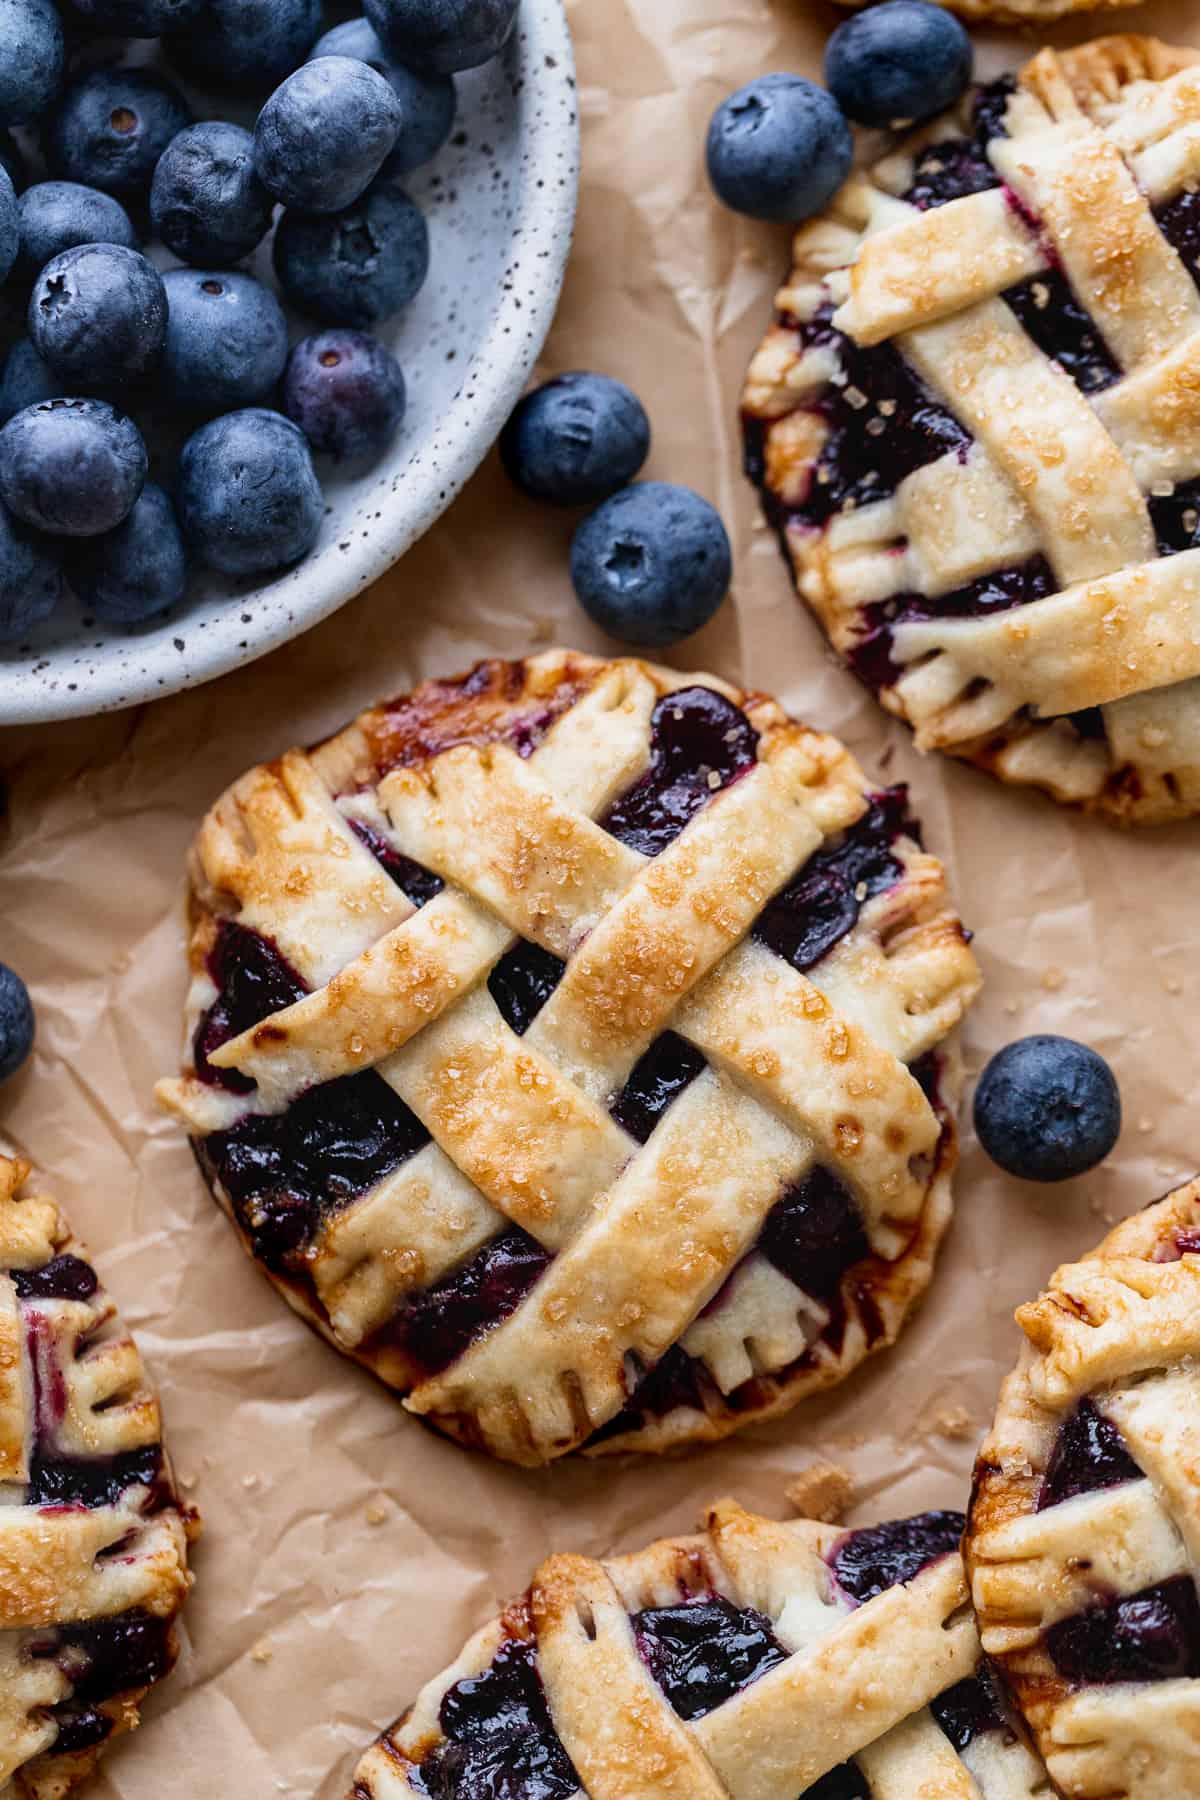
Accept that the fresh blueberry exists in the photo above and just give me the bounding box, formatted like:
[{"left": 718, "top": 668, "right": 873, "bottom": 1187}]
[
  {"left": 0, "top": 338, "right": 62, "bottom": 423},
  {"left": 282, "top": 328, "right": 406, "bottom": 464},
  {"left": 150, "top": 122, "right": 273, "bottom": 267},
  {"left": 0, "top": 397, "right": 146, "bottom": 535},
  {"left": 707, "top": 73, "right": 852, "bottom": 222},
  {"left": 974, "top": 1035, "right": 1122, "bottom": 1183},
  {"left": 70, "top": 0, "right": 202, "bottom": 34},
  {"left": 46, "top": 68, "right": 192, "bottom": 204},
  {"left": 0, "top": 502, "right": 61, "bottom": 640},
  {"left": 362, "top": 0, "right": 518, "bottom": 74},
  {"left": 15, "top": 181, "right": 137, "bottom": 282},
  {"left": 501, "top": 373, "right": 650, "bottom": 507},
  {"left": 69, "top": 482, "right": 186, "bottom": 624},
  {"left": 166, "top": 0, "right": 322, "bottom": 95},
  {"left": 0, "top": 0, "right": 63, "bottom": 129},
  {"left": 570, "top": 482, "right": 732, "bottom": 648},
  {"left": 0, "top": 962, "right": 35, "bottom": 1079},
  {"left": 254, "top": 58, "right": 401, "bottom": 214},
  {"left": 161, "top": 268, "right": 288, "bottom": 413},
  {"left": 29, "top": 244, "right": 167, "bottom": 390},
  {"left": 273, "top": 175, "right": 429, "bottom": 327},
  {"left": 826, "top": 1, "right": 973, "bottom": 129},
  {"left": 0, "top": 129, "right": 27, "bottom": 192},
  {"left": 0, "top": 164, "right": 16, "bottom": 284},
  {"left": 176, "top": 407, "right": 322, "bottom": 576},
  {"left": 309, "top": 19, "right": 456, "bottom": 176}
]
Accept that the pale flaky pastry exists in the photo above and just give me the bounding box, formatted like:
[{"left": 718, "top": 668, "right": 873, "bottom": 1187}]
[
  {"left": 744, "top": 36, "right": 1200, "bottom": 824},
  {"left": 349, "top": 1496, "right": 1049, "bottom": 1797},
  {"left": 0, "top": 1153, "right": 197, "bottom": 1800},
  {"left": 965, "top": 1178, "right": 1200, "bottom": 1799},
  {"left": 157, "top": 650, "right": 980, "bottom": 1467}
]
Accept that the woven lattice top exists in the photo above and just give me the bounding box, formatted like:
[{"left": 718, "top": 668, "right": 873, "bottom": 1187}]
[
  {"left": 0, "top": 1153, "right": 195, "bottom": 1800},
  {"left": 744, "top": 36, "right": 1200, "bottom": 823},
  {"left": 157, "top": 651, "right": 980, "bottom": 1466}
]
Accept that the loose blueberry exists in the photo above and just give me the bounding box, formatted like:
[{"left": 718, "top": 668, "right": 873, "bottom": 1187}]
[
  {"left": 974, "top": 1035, "right": 1121, "bottom": 1183},
  {"left": 0, "top": 129, "right": 27, "bottom": 193},
  {"left": 826, "top": 1, "right": 973, "bottom": 130},
  {"left": 29, "top": 244, "right": 167, "bottom": 390},
  {"left": 0, "top": 398, "right": 146, "bottom": 536},
  {"left": 500, "top": 372, "right": 651, "bottom": 507},
  {"left": 15, "top": 181, "right": 137, "bottom": 282},
  {"left": 273, "top": 175, "right": 429, "bottom": 327},
  {"left": 0, "top": 338, "right": 62, "bottom": 423},
  {"left": 309, "top": 18, "right": 456, "bottom": 176},
  {"left": 46, "top": 68, "right": 192, "bottom": 204},
  {"left": 69, "top": 482, "right": 186, "bottom": 624},
  {"left": 150, "top": 122, "right": 273, "bottom": 267},
  {"left": 570, "top": 481, "right": 732, "bottom": 648},
  {"left": 166, "top": 0, "right": 322, "bottom": 94},
  {"left": 0, "top": 962, "right": 35, "bottom": 1079},
  {"left": 161, "top": 269, "right": 288, "bottom": 414},
  {"left": 70, "top": 0, "right": 202, "bottom": 34},
  {"left": 362, "top": 0, "right": 518, "bottom": 75},
  {"left": 0, "top": 163, "right": 16, "bottom": 284},
  {"left": 176, "top": 407, "right": 322, "bottom": 576},
  {"left": 282, "top": 329, "right": 406, "bottom": 465},
  {"left": 254, "top": 57, "right": 401, "bottom": 215},
  {"left": 0, "top": 501, "right": 61, "bottom": 639},
  {"left": 707, "top": 74, "right": 852, "bottom": 222},
  {"left": 0, "top": 0, "right": 63, "bottom": 129}
]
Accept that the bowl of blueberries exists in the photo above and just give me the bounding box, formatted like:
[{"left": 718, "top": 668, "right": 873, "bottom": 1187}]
[{"left": 0, "top": 0, "right": 578, "bottom": 722}]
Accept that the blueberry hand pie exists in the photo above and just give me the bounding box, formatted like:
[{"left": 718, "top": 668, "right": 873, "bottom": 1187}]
[
  {"left": 744, "top": 35, "right": 1200, "bottom": 824},
  {"left": 834, "top": 0, "right": 1142, "bottom": 20},
  {"left": 965, "top": 1178, "right": 1200, "bottom": 1797},
  {"left": 156, "top": 650, "right": 980, "bottom": 1466},
  {"left": 349, "top": 1497, "right": 1048, "bottom": 1797},
  {"left": 0, "top": 1153, "right": 196, "bottom": 1798}
]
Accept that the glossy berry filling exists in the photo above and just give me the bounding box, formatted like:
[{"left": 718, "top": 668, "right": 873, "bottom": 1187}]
[
  {"left": 754, "top": 786, "right": 909, "bottom": 968},
  {"left": 1038, "top": 1400, "right": 1142, "bottom": 1510},
  {"left": 27, "top": 1442, "right": 167, "bottom": 1511},
  {"left": 1149, "top": 477, "right": 1200, "bottom": 557},
  {"left": 1155, "top": 188, "right": 1200, "bottom": 290},
  {"left": 414, "top": 1633, "right": 579, "bottom": 1800},
  {"left": 600, "top": 686, "right": 759, "bottom": 857},
  {"left": 1003, "top": 271, "right": 1119, "bottom": 395},
  {"left": 11, "top": 1254, "right": 98, "bottom": 1302},
  {"left": 758, "top": 1166, "right": 869, "bottom": 1302},
  {"left": 832, "top": 1510, "right": 965, "bottom": 1605},
  {"left": 389, "top": 1229, "right": 551, "bottom": 1378},
  {"left": 1047, "top": 1576, "right": 1200, "bottom": 1686},
  {"left": 847, "top": 557, "right": 1056, "bottom": 694},
  {"left": 900, "top": 79, "right": 1014, "bottom": 212},
  {"left": 930, "top": 1666, "right": 1009, "bottom": 1750},
  {"left": 199, "top": 1071, "right": 429, "bottom": 1271},
  {"left": 193, "top": 919, "right": 307, "bottom": 1094},
  {"left": 488, "top": 941, "right": 567, "bottom": 1037},
  {"left": 348, "top": 816, "right": 444, "bottom": 907},
  {"left": 40, "top": 1609, "right": 174, "bottom": 1754},
  {"left": 610, "top": 1032, "right": 708, "bottom": 1143},
  {"left": 633, "top": 1597, "right": 789, "bottom": 1720},
  {"left": 801, "top": 1769, "right": 871, "bottom": 1800}
]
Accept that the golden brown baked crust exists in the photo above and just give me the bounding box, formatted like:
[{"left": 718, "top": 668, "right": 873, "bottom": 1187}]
[
  {"left": 350, "top": 1498, "right": 1048, "bottom": 1798},
  {"left": 744, "top": 36, "right": 1200, "bottom": 825},
  {"left": 157, "top": 650, "right": 980, "bottom": 1466},
  {"left": 965, "top": 1179, "right": 1200, "bottom": 1798},
  {"left": 0, "top": 1153, "right": 197, "bottom": 1800},
  {"left": 834, "top": 0, "right": 1139, "bottom": 19}
]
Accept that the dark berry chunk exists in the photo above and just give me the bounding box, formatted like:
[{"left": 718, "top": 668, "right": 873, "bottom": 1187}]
[
  {"left": 602, "top": 687, "right": 758, "bottom": 857},
  {"left": 1155, "top": 188, "right": 1200, "bottom": 289},
  {"left": 974, "top": 1035, "right": 1121, "bottom": 1183},
  {"left": 12, "top": 1253, "right": 97, "bottom": 1302},
  {"left": 1149, "top": 477, "right": 1200, "bottom": 557},
  {"left": 391, "top": 1228, "right": 550, "bottom": 1376},
  {"left": 707, "top": 74, "right": 851, "bottom": 223},
  {"left": 193, "top": 919, "right": 308, "bottom": 1092},
  {"left": 755, "top": 788, "right": 907, "bottom": 973},
  {"left": 487, "top": 942, "right": 565, "bottom": 1035},
  {"left": 848, "top": 559, "right": 1056, "bottom": 695},
  {"left": 283, "top": 329, "right": 407, "bottom": 467},
  {"left": 1047, "top": 1577, "right": 1200, "bottom": 1686},
  {"left": 832, "top": 1510, "right": 965, "bottom": 1605},
  {"left": 930, "top": 1666, "right": 1008, "bottom": 1751},
  {"left": 1039, "top": 1401, "right": 1143, "bottom": 1511},
  {"left": 634, "top": 1598, "right": 789, "bottom": 1720},
  {"left": 48, "top": 1609, "right": 173, "bottom": 1705},
  {"left": 349, "top": 818, "right": 443, "bottom": 907},
  {"left": 27, "top": 1443, "right": 166, "bottom": 1509},
  {"left": 610, "top": 1032, "right": 707, "bottom": 1144},
  {"left": 1004, "top": 270, "right": 1120, "bottom": 395},
  {"left": 418, "top": 1632, "right": 579, "bottom": 1799},
  {"left": 758, "top": 1167, "right": 868, "bottom": 1303},
  {"left": 501, "top": 374, "right": 650, "bottom": 508},
  {"left": 571, "top": 483, "right": 732, "bottom": 650},
  {"left": 800, "top": 1768, "right": 871, "bottom": 1800},
  {"left": 826, "top": 2, "right": 972, "bottom": 129}
]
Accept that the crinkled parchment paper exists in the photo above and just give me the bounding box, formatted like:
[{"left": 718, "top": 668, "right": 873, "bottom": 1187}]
[{"left": 2, "top": 1, "right": 1199, "bottom": 1792}]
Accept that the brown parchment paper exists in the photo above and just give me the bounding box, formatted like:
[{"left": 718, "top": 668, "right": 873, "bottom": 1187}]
[{"left": 3, "top": 1, "right": 1200, "bottom": 1792}]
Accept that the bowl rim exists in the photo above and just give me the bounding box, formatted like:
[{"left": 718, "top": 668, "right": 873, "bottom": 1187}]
[{"left": 1, "top": 0, "right": 579, "bottom": 727}]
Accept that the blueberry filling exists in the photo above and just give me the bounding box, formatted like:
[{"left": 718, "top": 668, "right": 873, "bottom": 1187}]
[
  {"left": 348, "top": 816, "right": 443, "bottom": 907},
  {"left": 832, "top": 1511, "right": 965, "bottom": 1605},
  {"left": 610, "top": 1032, "right": 708, "bottom": 1144},
  {"left": 414, "top": 1633, "right": 579, "bottom": 1800},
  {"left": 11, "top": 1254, "right": 98, "bottom": 1302},
  {"left": 1039, "top": 1400, "right": 1142, "bottom": 1510},
  {"left": 1154, "top": 189, "right": 1200, "bottom": 290},
  {"left": 27, "top": 1443, "right": 167, "bottom": 1511},
  {"left": 38, "top": 1610, "right": 174, "bottom": 1755},
  {"left": 1149, "top": 477, "right": 1200, "bottom": 557},
  {"left": 930, "top": 1664, "right": 1009, "bottom": 1751},
  {"left": 754, "top": 786, "right": 909, "bottom": 969},
  {"left": 388, "top": 1228, "right": 551, "bottom": 1378},
  {"left": 488, "top": 941, "right": 566, "bottom": 1036},
  {"left": 193, "top": 919, "right": 308, "bottom": 1094},
  {"left": 589, "top": 1344, "right": 710, "bottom": 1443},
  {"left": 601, "top": 687, "right": 759, "bottom": 858},
  {"left": 198, "top": 1070, "right": 429, "bottom": 1271},
  {"left": 900, "top": 78, "right": 1014, "bottom": 212},
  {"left": 758, "top": 1167, "right": 869, "bottom": 1303},
  {"left": 1003, "top": 271, "right": 1120, "bottom": 395},
  {"left": 633, "top": 1597, "right": 789, "bottom": 1721},
  {"left": 847, "top": 557, "right": 1057, "bottom": 695},
  {"left": 1047, "top": 1576, "right": 1200, "bottom": 1686}
]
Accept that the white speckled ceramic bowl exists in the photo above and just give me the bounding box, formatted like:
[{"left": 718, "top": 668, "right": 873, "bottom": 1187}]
[{"left": 0, "top": 0, "right": 578, "bottom": 724}]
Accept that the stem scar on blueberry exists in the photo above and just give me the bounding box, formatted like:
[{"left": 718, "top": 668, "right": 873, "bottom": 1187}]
[{"left": 110, "top": 107, "right": 138, "bottom": 135}]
